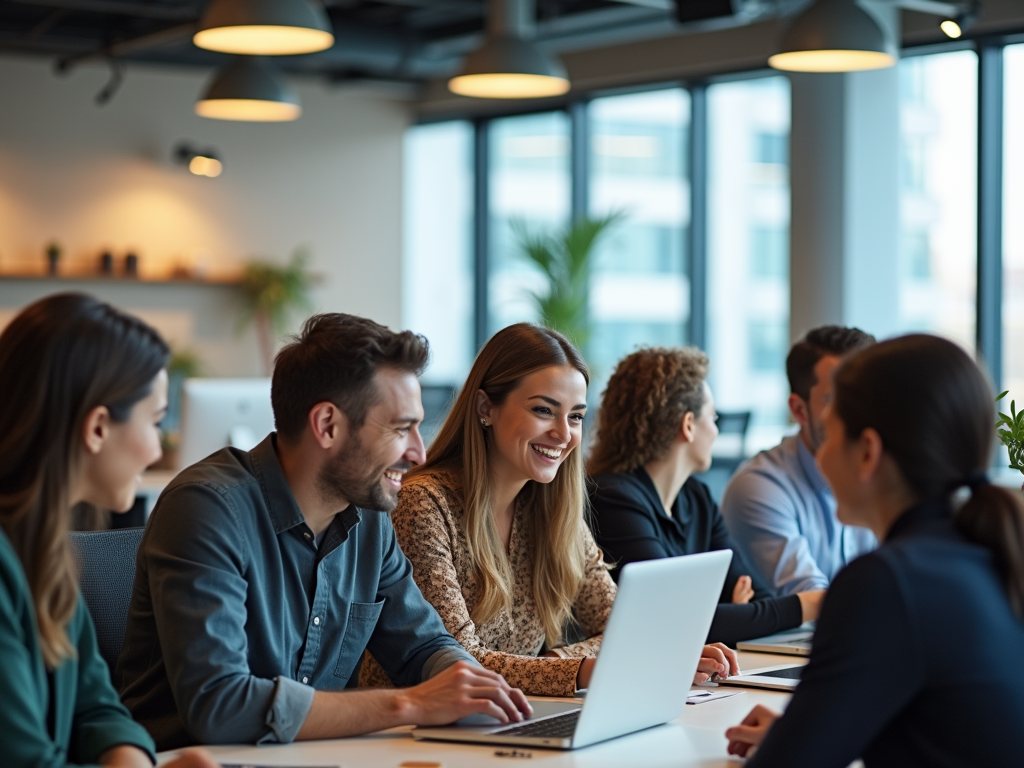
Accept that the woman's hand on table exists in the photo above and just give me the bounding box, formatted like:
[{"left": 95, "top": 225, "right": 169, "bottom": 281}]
[
  {"left": 731, "top": 575, "right": 755, "bottom": 603},
  {"left": 725, "top": 704, "right": 779, "bottom": 757},
  {"left": 692, "top": 642, "right": 740, "bottom": 684}
]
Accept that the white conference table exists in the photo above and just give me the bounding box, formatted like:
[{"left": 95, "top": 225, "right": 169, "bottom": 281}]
[{"left": 157, "top": 651, "right": 802, "bottom": 768}]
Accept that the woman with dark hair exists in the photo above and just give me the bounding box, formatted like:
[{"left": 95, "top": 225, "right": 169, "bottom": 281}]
[
  {"left": 725, "top": 334, "right": 1024, "bottom": 766},
  {"left": 361, "top": 324, "right": 738, "bottom": 696},
  {"left": 588, "top": 347, "right": 823, "bottom": 646},
  {"left": 0, "top": 293, "right": 217, "bottom": 768}
]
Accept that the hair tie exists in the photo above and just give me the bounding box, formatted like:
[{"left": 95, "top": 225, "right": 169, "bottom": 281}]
[{"left": 964, "top": 471, "right": 990, "bottom": 492}]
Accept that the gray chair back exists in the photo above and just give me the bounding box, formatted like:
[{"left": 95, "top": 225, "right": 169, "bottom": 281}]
[{"left": 69, "top": 527, "right": 145, "bottom": 672}]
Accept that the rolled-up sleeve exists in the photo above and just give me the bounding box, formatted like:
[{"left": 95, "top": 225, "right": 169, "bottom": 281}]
[
  {"left": 365, "top": 516, "right": 475, "bottom": 688},
  {"left": 143, "top": 483, "right": 312, "bottom": 745}
]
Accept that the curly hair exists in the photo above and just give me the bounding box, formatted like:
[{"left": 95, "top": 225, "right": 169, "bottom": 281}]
[{"left": 587, "top": 346, "right": 709, "bottom": 477}]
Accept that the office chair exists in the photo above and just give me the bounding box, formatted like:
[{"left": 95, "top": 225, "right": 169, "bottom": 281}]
[{"left": 69, "top": 527, "right": 145, "bottom": 672}]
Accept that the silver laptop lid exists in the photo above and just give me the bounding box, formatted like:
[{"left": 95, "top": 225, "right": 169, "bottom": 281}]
[{"left": 571, "top": 550, "right": 732, "bottom": 748}]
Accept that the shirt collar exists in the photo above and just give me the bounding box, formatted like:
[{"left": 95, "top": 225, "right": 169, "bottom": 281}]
[
  {"left": 885, "top": 498, "right": 952, "bottom": 542},
  {"left": 249, "top": 433, "right": 361, "bottom": 536},
  {"left": 794, "top": 435, "right": 831, "bottom": 497}
]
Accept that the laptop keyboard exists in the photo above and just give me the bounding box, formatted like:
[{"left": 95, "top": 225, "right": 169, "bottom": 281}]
[{"left": 494, "top": 709, "right": 581, "bottom": 738}]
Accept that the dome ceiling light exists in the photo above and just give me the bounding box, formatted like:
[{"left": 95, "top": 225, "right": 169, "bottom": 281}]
[
  {"left": 195, "top": 57, "right": 301, "bottom": 122},
  {"left": 449, "top": 0, "right": 569, "bottom": 100},
  {"left": 768, "top": 0, "right": 897, "bottom": 73},
  {"left": 194, "top": 0, "right": 334, "bottom": 56}
]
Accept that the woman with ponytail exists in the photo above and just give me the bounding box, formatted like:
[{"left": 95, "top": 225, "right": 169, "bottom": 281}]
[
  {"left": 0, "top": 294, "right": 217, "bottom": 768},
  {"left": 725, "top": 334, "right": 1024, "bottom": 767}
]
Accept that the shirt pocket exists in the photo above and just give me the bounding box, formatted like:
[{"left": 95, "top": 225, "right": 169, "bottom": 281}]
[{"left": 334, "top": 599, "right": 385, "bottom": 683}]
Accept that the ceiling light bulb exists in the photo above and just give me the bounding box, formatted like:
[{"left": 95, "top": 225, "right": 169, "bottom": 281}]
[
  {"left": 195, "top": 57, "right": 301, "bottom": 122},
  {"left": 194, "top": 0, "right": 334, "bottom": 56},
  {"left": 940, "top": 19, "right": 963, "bottom": 38},
  {"left": 449, "top": 73, "right": 569, "bottom": 99},
  {"left": 449, "top": 35, "right": 570, "bottom": 100},
  {"left": 770, "top": 0, "right": 897, "bottom": 74}
]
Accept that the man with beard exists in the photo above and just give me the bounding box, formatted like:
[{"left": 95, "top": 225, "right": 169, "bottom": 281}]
[
  {"left": 117, "top": 314, "right": 532, "bottom": 750},
  {"left": 720, "top": 326, "right": 878, "bottom": 596}
]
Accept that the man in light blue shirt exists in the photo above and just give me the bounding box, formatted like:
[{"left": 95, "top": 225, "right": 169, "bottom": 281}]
[{"left": 721, "top": 326, "right": 877, "bottom": 595}]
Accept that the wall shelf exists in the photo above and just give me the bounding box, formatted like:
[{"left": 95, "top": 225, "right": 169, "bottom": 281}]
[{"left": 0, "top": 273, "right": 243, "bottom": 286}]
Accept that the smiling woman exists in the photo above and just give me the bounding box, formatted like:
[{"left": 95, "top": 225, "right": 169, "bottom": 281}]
[{"left": 360, "top": 323, "right": 613, "bottom": 696}]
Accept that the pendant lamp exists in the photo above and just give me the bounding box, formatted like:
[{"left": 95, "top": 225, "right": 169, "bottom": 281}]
[
  {"left": 449, "top": 0, "right": 569, "bottom": 99},
  {"left": 768, "top": 0, "right": 897, "bottom": 73},
  {"left": 194, "top": 0, "right": 334, "bottom": 56},
  {"left": 195, "top": 57, "right": 301, "bottom": 122}
]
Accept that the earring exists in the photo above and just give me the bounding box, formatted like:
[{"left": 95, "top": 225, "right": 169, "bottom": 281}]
[{"left": 479, "top": 418, "right": 489, "bottom": 428}]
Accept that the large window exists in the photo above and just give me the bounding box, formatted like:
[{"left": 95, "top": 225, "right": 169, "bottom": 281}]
[
  {"left": 403, "top": 121, "right": 475, "bottom": 384},
  {"left": 403, "top": 39, "right": 1022, "bottom": 461},
  {"left": 487, "top": 112, "right": 572, "bottom": 335},
  {"left": 706, "top": 76, "right": 791, "bottom": 451},
  {"left": 587, "top": 89, "right": 690, "bottom": 387},
  {"left": 1004, "top": 43, "right": 1024, "bottom": 405},
  {"left": 897, "top": 50, "right": 978, "bottom": 350}
]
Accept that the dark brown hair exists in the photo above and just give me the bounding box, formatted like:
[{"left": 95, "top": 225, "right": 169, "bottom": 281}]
[
  {"left": 588, "top": 347, "right": 709, "bottom": 477},
  {"left": 0, "top": 293, "right": 169, "bottom": 667},
  {"left": 271, "top": 313, "right": 429, "bottom": 441},
  {"left": 787, "top": 325, "right": 875, "bottom": 401},
  {"left": 833, "top": 333, "right": 1024, "bottom": 618}
]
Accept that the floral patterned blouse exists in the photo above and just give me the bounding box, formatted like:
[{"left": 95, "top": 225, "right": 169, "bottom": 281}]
[{"left": 359, "top": 470, "right": 617, "bottom": 696}]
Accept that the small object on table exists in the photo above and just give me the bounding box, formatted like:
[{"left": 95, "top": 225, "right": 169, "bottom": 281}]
[
  {"left": 124, "top": 252, "right": 139, "bottom": 277},
  {"left": 494, "top": 749, "right": 533, "bottom": 759},
  {"left": 99, "top": 251, "right": 114, "bottom": 275},
  {"left": 687, "top": 689, "right": 745, "bottom": 705}
]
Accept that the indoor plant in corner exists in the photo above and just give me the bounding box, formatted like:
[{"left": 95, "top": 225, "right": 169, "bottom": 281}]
[
  {"left": 513, "top": 212, "right": 622, "bottom": 357},
  {"left": 996, "top": 390, "right": 1024, "bottom": 491},
  {"left": 239, "top": 249, "right": 316, "bottom": 374}
]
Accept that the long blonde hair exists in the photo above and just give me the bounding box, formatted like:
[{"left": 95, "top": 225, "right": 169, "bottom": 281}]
[{"left": 410, "top": 323, "right": 590, "bottom": 645}]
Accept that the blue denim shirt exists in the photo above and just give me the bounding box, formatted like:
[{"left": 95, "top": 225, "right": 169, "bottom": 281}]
[
  {"left": 116, "top": 434, "right": 473, "bottom": 750},
  {"left": 720, "top": 434, "right": 876, "bottom": 595}
]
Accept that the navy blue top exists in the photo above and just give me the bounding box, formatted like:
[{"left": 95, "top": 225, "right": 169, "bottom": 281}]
[
  {"left": 588, "top": 468, "right": 803, "bottom": 645},
  {"left": 749, "top": 499, "right": 1024, "bottom": 768},
  {"left": 116, "top": 434, "right": 473, "bottom": 750}
]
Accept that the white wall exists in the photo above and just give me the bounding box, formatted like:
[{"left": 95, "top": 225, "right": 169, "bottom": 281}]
[{"left": 0, "top": 54, "right": 410, "bottom": 374}]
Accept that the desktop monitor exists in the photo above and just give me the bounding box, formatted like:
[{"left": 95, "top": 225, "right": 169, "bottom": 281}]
[{"left": 178, "top": 378, "right": 275, "bottom": 470}]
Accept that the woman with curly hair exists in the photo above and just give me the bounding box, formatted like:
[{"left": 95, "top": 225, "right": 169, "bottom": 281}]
[
  {"left": 361, "top": 324, "right": 739, "bottom": 696},
  {"left": 588, "top": 347, "right": 824, "bottom": 646}
]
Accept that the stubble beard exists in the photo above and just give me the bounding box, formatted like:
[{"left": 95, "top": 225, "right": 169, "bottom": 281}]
[{"left": 316, "top": 433, "right": 398, "bottom": 513}]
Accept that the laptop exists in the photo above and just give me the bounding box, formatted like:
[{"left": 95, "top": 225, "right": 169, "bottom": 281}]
[
  {"left": 412, "top": 550, "right": 732, "bottom": 750},
  {"left": 736, "top": 623, "right": 815, "bottom": 656},
  {"left": 711, "top": 661, "right": 808, "bottom": 691}
]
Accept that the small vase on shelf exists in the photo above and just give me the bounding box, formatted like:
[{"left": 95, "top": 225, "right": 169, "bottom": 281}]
[{"left": 45, "top": 242, "right": 61, "bottom": 276}]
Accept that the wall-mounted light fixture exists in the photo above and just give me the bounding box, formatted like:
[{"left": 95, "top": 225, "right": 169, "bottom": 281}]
[
  {"left": 768, "top": 0, "right": 897, "bottom": 73},
  {"left": 175, "top": 144, "right": 224, "bottom": 177},
  {"left": 939, "top": 1, "right": 979, "bottom": 38},
  {"left": 195, "top": 57, "right": 301, "bottom": 121},
  {"left": 449, "top": 0, "right": 569, "bottom": 99},
  {"left": 194, "top": 0, "right": 334, "bottom": 56}
]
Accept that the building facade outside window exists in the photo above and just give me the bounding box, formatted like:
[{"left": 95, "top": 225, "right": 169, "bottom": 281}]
[
  {"left": 706, "top": 76, "right": 792, "bottom": 452},
  {"left": 587, "top": 88, "right": 690, "bottom": 391},
  {"left": 897, "top": 50, "right": 978, "bottom": 350},
  {"left": 1003, "top": 43, "right": 1024, "bottom": 407},
  {"left": 487, "top": 112, "right": 572, "bottom": 335},
  {"left": 403, "top": 121, "right": 475, "bottom": 385}
]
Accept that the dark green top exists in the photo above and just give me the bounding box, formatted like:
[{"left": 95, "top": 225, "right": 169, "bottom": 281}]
[{"left": 0, "top": 528, "right": 156, "bottom": 768}]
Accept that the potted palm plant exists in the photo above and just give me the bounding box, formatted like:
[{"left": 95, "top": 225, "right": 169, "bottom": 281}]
[
  {"left": 239, "top": 249, "right": 316, "bottom": 374},
  {"left": 513, "top": 213, "right": 622, "bottom": 355}
]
